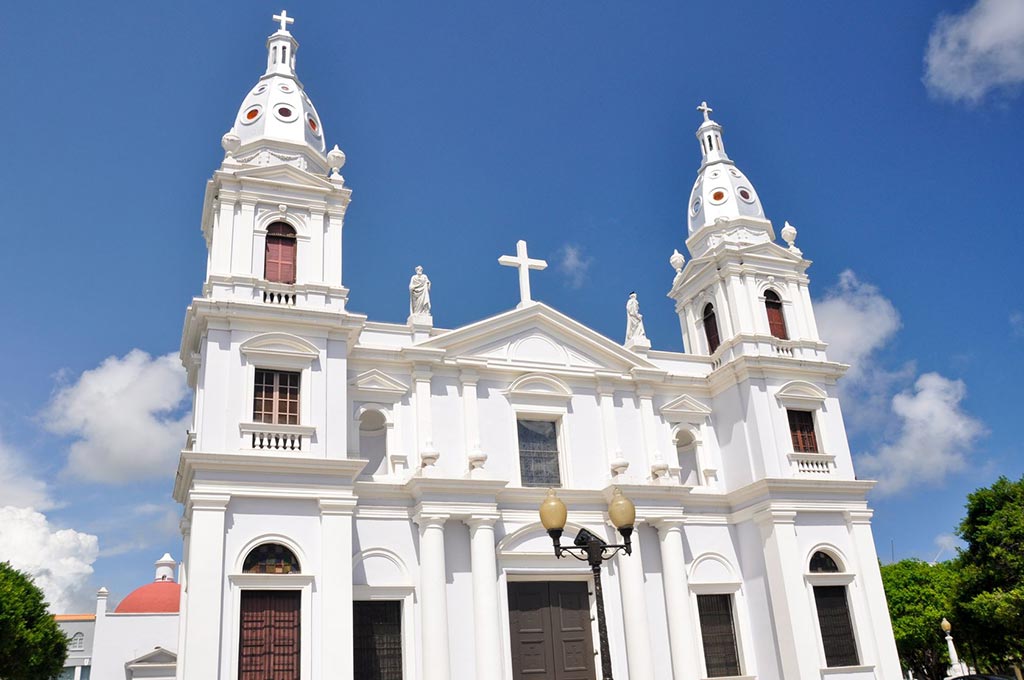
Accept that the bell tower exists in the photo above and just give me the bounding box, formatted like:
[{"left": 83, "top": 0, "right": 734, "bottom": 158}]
[{"left": 668, "top": 103, "right": 826, "bottom": 363}]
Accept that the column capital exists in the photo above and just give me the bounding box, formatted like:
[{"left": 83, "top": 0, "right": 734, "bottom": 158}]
[
  {"left": 463, "top": 514, "right": 500, "bottom": 530},
  {"left": 844, "top": 508, "right": 874, "bottom": 525},
  {"left": 189, "top": 493, "right": 230, "bottom": 512},
  {"left": 413, "top": 512, "right": 449, "bottom": 530},
  {"left": 650, "top": 517, "right": 686, "bottom": 533},
  {"left": 753, "top": 507, "right": 797, "bottom": 527},
  {"left": 319, "top": 498, "right": 358, "bottom": 516}
]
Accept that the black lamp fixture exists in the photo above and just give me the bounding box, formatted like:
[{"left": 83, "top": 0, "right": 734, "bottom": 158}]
[{"left": 538, "top": 488, "right": 636, "bottom": 680}]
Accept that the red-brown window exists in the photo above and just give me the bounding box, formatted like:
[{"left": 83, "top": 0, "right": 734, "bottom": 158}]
[
  {"left": 254, "top": 369, "right": 300, "bottom": 424},
  {"left": 703, "top": 303, "right": 721, "bottom": 354},
  {"left": 765, "top": 290, "right": 788, "bottom": 340},
  {"left": 788, "top": 409, "right": 818, "bottom": 453},
  {"left": 265, "top": 222, "right": 297, "bottom": 284}
]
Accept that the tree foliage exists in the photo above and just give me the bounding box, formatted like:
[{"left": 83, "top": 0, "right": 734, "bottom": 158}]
[
  {"left": 881, "top": 558, "right": 957, "bottom": 680},
  {"left": 955, "top": 474, "right": 1024, "bottom": 669},
  {"left": 0, "top": 562, "right": 68, "bottom": 680}
]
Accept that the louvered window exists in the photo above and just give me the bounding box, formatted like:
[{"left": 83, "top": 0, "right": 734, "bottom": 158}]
[
  {"left": 254, "top": 370, "right": 300, "bottom": 425},
  {"left": 788, "top": 409, "right": 818, "bottom": 453},
  {"left": 765, "top": 290, "right": 788, "bottom": 340},
  {"left": 517, "top": 420, "right": 561, "bottom": 487},
  {"left": 703, "top": 303, "right": 721, "bottom": 354},
  {"left": 814, "top": 585, "right": 859, "bottom": 667},
  {"left": 353, "top": 601, "right": 403, "bottom": 680},
  {"left": 697, "top": 594, "right": 741, "bottom": 677},
  {"left": 265, "top": 222, "right": 297, "bottom": 284}
]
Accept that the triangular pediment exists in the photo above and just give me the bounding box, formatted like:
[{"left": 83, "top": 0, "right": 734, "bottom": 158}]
[
  {"left": 416, "top": 303, "right": 657, "bottom": 372},
  {"left": 231, "top": 163, "right": 334, "bottom": 190},
  {"left": 127, "top": 647, "right": 177, "bottom": 666},
  {"left": 349, "top": 369, "right": 410, "bottom": 396},
  {"left": 659, "top": 394, "right": 712, "bottom": 422},
  {"left": 737, "top": 240, "right": 804, "bottom": 262}
]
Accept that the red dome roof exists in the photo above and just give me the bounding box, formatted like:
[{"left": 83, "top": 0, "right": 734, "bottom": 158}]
[{"left": 114, "top": 581, "right": 180, "bottom": 614}]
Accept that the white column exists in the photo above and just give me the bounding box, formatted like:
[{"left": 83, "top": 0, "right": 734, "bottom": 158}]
[
  {"left": 181, "top": 494, "right": 229, "bottom": 680},
  {"left": 234, "top": 199, "right": 257, "bottom": 276},
  {"left": 465, "top": 517, "right": 504, "bottom": 680},
  {"left": 845, "top": 510, "right": 902, "bottom": 679},
  {"left": 211, "top": 196, "right": 235, "bottom": 275},
  {"left": 175, "top": 518, "right": 191, "bottom": 680},
  {"left": 653, "top": 519, "right": 701, "bottom": 680},
  {"left": 755, "top": 509, "right": 820, "bottom": 678},
  {"left": 415, "top": 514, "right": 451, "bottom": 680},
  {"left": 597, "top": 376, "right": 626, "bottom": 476},
  {"left": 460, "top": 368, "right": 487, "bottom": 475},
  {"left": 636, "top": 386, "right": 662, "bottom": 478},
  {"left": 326, "top": 207, "right": 345, "bottom": 287},
  {"left": 321, "top": 499, "right": 357, "bottom": 680},
  {"left": 615, "top": 524, "right": 655, "bottom": 680},
  {"left": 308, "top": 207, "right": 326, "bottom": 283},
  {"left": 413, "top": 366, "right": 438, "bottom": 470}
]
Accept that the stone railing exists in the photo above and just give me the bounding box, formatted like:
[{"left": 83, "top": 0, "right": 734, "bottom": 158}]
[
  {"left": 239, "top": 423, "right": 315, "bottom": 452},
  {"left": 771, "top": 339, "right": 795, "bottom": 357},
  {"left": 258, "top": 282, "right": 297, "bottom": 306},
  {"left": 788, "top": 452, "right": 836, "bottom": 476}
]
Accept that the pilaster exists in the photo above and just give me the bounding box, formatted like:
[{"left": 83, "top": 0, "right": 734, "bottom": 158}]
[
  {"left": 464, "top": 515, "right": 504, "bottom": 680},
  {"left": 413, "top": 512, "right": 451, "bottom": 680},
  {"left": 652, "top": 518, "right": 701, "bottom": 680},
  {"left": 181, "top": 493, "right": 230, "bottom": 680},
  {"left": 597, "top": 374, "right": 626, "bottom": 478},
  {"left": 460, "top": 366, "right": 488, "bottom": 476},
  {"left": 412, "top": 365, "right": 439, "bottom": 472},
  {"left": 320, "top": 498, "right": 357, "bottom": 680}
]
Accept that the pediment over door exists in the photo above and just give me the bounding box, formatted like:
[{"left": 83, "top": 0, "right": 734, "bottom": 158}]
[
  {"left": 659, "top": 394, "right": 713, "bottom": 423},
  {"left": 416, "top": 302, "right": 659, "bottom": 374}
]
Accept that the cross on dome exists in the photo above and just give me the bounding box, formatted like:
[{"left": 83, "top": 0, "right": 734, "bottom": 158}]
[
  {"left": 697, "top": 101, "right": 713, "bottom": 122},
  {"left": 273, "top": 10, "right": 295, "bottom": 32},
  {"left": 499, "top": 240, "right": 547, "bottom": 308}
]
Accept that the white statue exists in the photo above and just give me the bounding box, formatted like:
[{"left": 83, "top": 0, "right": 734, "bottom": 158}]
[
  {"left": 409, "top": 266, "right": 431, "bottom": 316},
  {"left": 625, "top": 292, "right": 646, "bottom": 342}
]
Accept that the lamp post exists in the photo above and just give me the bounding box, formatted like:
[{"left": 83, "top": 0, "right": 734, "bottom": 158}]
[
  {"left": 940, "top": 617, "right": 968, "bottom": 677},
  {"left": 538, "top": 488, "right": 636, "bottom": 680}
]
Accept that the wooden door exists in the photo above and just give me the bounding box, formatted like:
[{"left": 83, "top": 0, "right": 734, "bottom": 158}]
[
  {"left": 508, "top": 581, "right": 596, "bottom": 680},
  {"left": 239, "top": 590, "right": 301, "bottom": 680},
  {"left": 353, "top": 600, "right": 403, "bottom": 680}
]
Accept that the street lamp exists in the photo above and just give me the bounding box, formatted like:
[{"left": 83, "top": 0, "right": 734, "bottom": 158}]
[{"left": 538, "top": 488, "right": 636, "bottom": 680}]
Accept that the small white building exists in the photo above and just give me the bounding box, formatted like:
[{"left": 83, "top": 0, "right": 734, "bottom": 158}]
[{"left": 170, "top": 11, "right": 902, "bottom": 680}]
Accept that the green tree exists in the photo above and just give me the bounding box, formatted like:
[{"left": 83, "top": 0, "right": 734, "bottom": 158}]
[
  {"left": 955, "top": 475, "right": 1024, "bottom": 671},
  {"left": 0, "top": 562, "right": 68, "bottom": 680},
  {"left": 881, "top": 558, "right": 958, "bottom": 680}
]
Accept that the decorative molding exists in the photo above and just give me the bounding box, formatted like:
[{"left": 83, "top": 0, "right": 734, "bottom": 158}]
[
  {"left": 659, "top": 393, "right": 713, "bottom": 423},
  {"left": 239, "top": 332, "right": 319, "bottom": 369},
  {"left": 774, "top": 379, "right": 828, "bottom": 409},
  {"left": 349, "top": 369, "right": 410, "bottom": 401}
]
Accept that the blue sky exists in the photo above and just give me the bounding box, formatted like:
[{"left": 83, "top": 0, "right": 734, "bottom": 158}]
[{"left": 1, "top": 0, "right": 1022, "bottom": 611}]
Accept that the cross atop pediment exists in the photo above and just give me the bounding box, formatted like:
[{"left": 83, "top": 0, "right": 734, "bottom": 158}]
[{"left": 499, "top": 240, "right": 547, "bottom": 308}]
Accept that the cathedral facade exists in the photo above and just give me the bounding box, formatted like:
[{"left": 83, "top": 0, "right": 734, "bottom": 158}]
[{"left": 172, "top": 12, "right": 902, "bottom": 680}]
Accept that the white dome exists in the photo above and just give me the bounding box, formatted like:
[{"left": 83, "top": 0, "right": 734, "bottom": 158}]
[
  {"left": 686, "top": 110, "right": 765, "bottom": 236},
  {"left": 227, "top": 13, "right": 327, "bottom": 170}
]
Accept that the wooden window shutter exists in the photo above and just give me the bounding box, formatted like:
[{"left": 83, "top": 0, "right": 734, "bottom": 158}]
[
  {"left": 703, "top": 303, "right": 721, "bottom": 354},
  {"left": 787, "top": 410, "right": 818, "bottom": 453},
  {"left": 265, "top": 222, "right": 297, "bottom": 284},
  {"left": 696, "top": 594, "right": 741, "bottom": 677},
  {"left": 764, "top": 290, "right": 788, "bottom": 340},
  {"left": 814, "top": 585, "right": 859, "bottom": 667}
]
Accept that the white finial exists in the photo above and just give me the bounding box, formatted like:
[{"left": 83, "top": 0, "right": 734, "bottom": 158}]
[
  {"left": 327, "top": 145, "right": 346, "bottom": 178},
  {"left": 669, "top": 249, "right": 686, "bottom": 272},
  {"left": 273, "top": 10, "right": 295, "bottom": 32},
  {"left": 697, "top": 101, "right": 713, "bottom": 122},
  {"left": 781, "top": 221, "right": 801, "bottom": 254},
  {"left": 498, "top": 240, "right": 547, "bottom": 308}
]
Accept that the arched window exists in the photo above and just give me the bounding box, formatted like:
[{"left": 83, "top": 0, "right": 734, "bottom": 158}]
[
  {"left": 358, "top": 409, "right": 388, "bottom": 478},
  {"left": 69, "top": 632, "right": 85, "bottom": 652},
  {"left": 808, "top": 551, "right": 859, "bottom": 667},
  {"left": 764, "top": 290, "right": 788, "bottom": 340},
  {"left": 264, "top": 222, "right": 297, "bottom": 284},
  {"left": 675, "top": 429, "right": 699, "bottom": 486},
  {"left": 243, "top": 542, "right": 301, "bottom": 574},
  {"left": 703, "top": 303, "right": 721, "bottom": 354}
]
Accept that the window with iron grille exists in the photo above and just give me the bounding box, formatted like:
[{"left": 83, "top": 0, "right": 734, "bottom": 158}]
[
  {"left": 254, "top": 370, "right": 300, "bottom": 424},
  {"left": 764, "top": 290, "right": 788, "bottom": 340},
  {"left": 265, "top": 222, "right": 297, "bottom": 284},
  {"left": 517, "top": 420, "right": 561, "bottom": 487},
  {"left": 703, "top": 303, "right": 721, "bottom": 353},
  {"left": 697, "top": 594, "right": 741, "bottom": 677},
  {"left": 353, "top": 601, "right": 402, "bottom": 680},
  {"left": 787, "top": 409, "right": 818, "bottom": 453},
  {"left": 814, "top": 585, "right": 859, "bottom": 667}
]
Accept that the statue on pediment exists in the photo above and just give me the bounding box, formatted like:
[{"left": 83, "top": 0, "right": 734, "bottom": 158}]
[{"left": 409, "top": 266, "right": 431, "bottom": 316}]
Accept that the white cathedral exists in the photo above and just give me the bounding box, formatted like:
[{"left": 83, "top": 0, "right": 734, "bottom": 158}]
[{"left": 155, "top": 11, "right": 906, "bottom": 680}]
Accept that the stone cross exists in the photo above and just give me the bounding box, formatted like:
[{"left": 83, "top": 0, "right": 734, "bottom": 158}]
[
  {"left": 697, "top": 100, "right": 713, "bottom": 122},
  {"left": 499, "top": 240, "right": 547, "bottom": 308},
  {"left": 273, "top": 10, "right": 295, "bottom": 32}
]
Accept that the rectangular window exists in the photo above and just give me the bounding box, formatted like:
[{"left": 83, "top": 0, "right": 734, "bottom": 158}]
[
  {"left": 814, "top": 585, "right": 860, "bottom": 667},
  {"left": 696, "top": 593, "right": 741, "bottom": 677},
  {"left": 353, "top": 601, "right": 403, "bottom": 680},
  {"left": 517, "top": 419, "right": 561, "bottom": 487},
  {"left": 253, "top": 369, "right": 300, "bottom": 425},
  {"left": 787, "top": 409, "right": 818, "bottom": 453}
]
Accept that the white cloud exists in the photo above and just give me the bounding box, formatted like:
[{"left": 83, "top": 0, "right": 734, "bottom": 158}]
[
  {"left": 0, "top": 507, "right": 99, "bottom": 614},
  {"left": 557, "top": 244, "right": 593, "bottom": 289},
  {"left": 924, "top": 0, "right": 1024, "bottom": 103},
  {"left": 0, "top": 435, "right": 54, "bottom": 511},
  {"left": 43, "top": 350, "right": 190, "bottom": 483},
  {"left": 858, "top": 373, "right": 986, "bottom": 496}
]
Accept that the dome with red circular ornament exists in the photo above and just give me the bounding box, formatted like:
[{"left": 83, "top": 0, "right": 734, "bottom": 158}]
[{"left": 113, "top": 553, "right": 180, "bottom": 614}]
